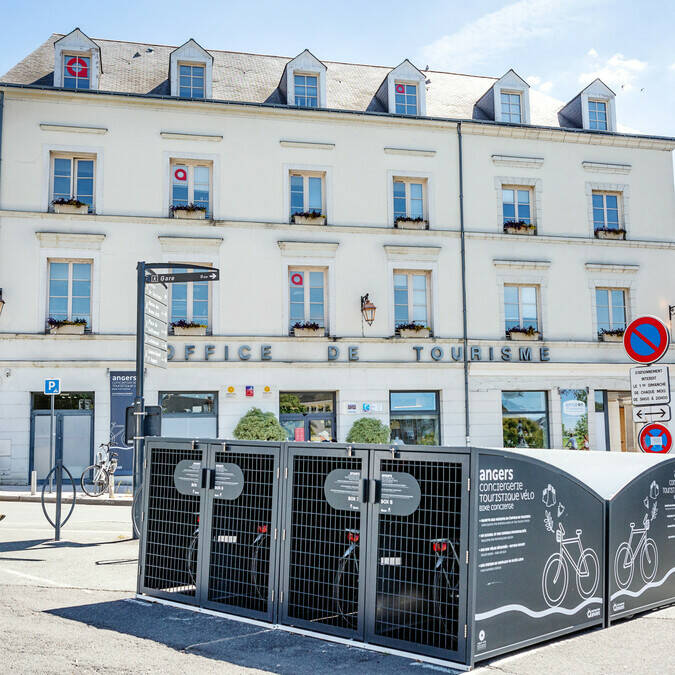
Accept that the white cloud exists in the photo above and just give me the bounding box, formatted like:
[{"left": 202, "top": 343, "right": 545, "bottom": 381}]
[
  {"left": 539, "top": 81, "right": 553, "bottom": 92},
  {"left": 526, "top": 75, "right": 554, "bottom": 93},
  {"left": 587, "top": 48, "right": 599, "bottom": 58},
  {"left": 579, "top": 53, "right": 647, "bottom": 93},
  {"left": 670, "top": 62, "right": 675, "bottom": 71},
  {"left": 421, "top": 0, "right": 585, "bottom": 72}
]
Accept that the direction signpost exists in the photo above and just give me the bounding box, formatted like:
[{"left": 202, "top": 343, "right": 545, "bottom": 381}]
[{"left": 633, "top": 405, "right": 671, "bottom": 424}]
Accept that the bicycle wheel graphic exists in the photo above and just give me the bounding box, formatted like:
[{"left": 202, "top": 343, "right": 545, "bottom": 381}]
[
  {"left": 614, "top": 542, "right": 634, "bottom": 590},
  {"left": 576, "top": 548, "right": 599, "bottom": 598},
  {"left": 640, "top": 539, "right": 658, "bottom": 584},
  {"left": 542, "top": 553, "right": 569, "bottom": 607}
]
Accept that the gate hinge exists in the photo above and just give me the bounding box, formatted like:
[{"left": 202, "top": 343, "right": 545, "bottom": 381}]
[
  {"left": 274, "top": 528, "right": 278, "bottom": 541},
  {"left": 466, "top": 550, "right": 469, "bottom": 565},
  {"left": 467, "top": 478, "right": 470, "bottom": 492},
  {"left": 347, "top": 445, "right": 353, "bottom": 457},
  {"left": 222, "top": 442, "right": 227, "bottom": 452},
  {"left": 464, "top": 624, "right": 468, "bottom": 638},
  {"left": 284, "top": 467, "right": 288, "bottom": 479},
  {"left": 282, "top": 529, "right": 286, "bottom": 541},
  {"left": 191, "top": 440, "right": 196, "bottom": 450}
]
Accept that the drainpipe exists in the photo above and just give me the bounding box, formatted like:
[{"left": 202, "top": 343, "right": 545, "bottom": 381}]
[
  {"left": 0, "top": 91, "right": 4, "bottom": 207},
  {"left": 457, "top": 122, "right": 470, "bottom": 446}
]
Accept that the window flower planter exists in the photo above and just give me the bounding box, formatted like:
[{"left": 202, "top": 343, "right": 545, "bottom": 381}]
[
  {"left": 292, "top": 213, "right": 326, "bottom": 226},
  {"left": 173, "top": 325, "right": 207, "bottom": 336},
  {"left": 595, "top": 228, "right": 626, "bottom": 240},
  {"left": 507, "top": 330, "right": 541, "bottom": 341},
  {"left": 398, "top": 327, "right": 431, "bottom": 338},
  {"left": 599, "top": 331, "right": 624, "bottom": 342},
  {"left": 503, "top": 222, "right": 536, "bottom": 235},
  {"left": 293, "top": 326, "right": 326, "bottom": 337},
  {"left": 53, "top": 202, "right": 88, "bottom": 215},
  {"left": 172, "top": 208, "right": 206, "bottom": 220},
  {"left": 395, "top": 218, "right": 428, "bottom": 230},
  {"left": 49, "top": 323, "right": 86, "bottom": 335}
]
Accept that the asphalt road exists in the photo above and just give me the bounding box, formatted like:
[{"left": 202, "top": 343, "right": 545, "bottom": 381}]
[{"left": 0, "top": 500, "right": 673, "bottom": 674}]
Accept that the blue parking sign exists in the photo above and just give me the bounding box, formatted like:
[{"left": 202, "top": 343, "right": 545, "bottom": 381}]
[{"left": 44, "top": 379, "right": 61, "bottom": 395}]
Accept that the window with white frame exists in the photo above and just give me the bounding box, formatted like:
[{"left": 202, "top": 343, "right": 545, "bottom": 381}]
[
  {"left": 393, "top": 178, "right": 426, "bottom": 224},
  {"left": 48, "top": 260, "right": 92, "bottom": 329},
  {"left": 504, "top": 285, "right": 539, "bottom": 333},
  {"left": 169, "top": 266, "right": 210, "bottom": 331},
  {"left": 294, "top": 74, "right": 318, "bottom": 107},
  {"left": 51, "top": 155, "right": 95, "bottom": 212},
  {"left": 289, "top": 268, "right": 326, "bottom": 331},
  {"left": 394, "top": 270, "right": 430, "bottom": 330},
  {"left": 171, "top": 161, "right": 211, "bottom": 216},
  {"left": 592, "top": 191, "right": 621, "bottom": 230},
  {"left": 63, "top": 54, "right": 91, "bottom": 90},
  {"left": 596, "top": 288, "right": 627, "bottom": 335},
  {"left": 290, "top": 172, "right": 324, "bottom": 217},
  {"left": 502, "top": 187, "right": 532, "bottom": 224},
  {"left": 500, "top": 92, "right": 522, "bottom": 123},
  {"left": 394, "top": 82, "right": 418, "bottom": 115},
  {"left": 588, "top": 100, "right": 608, "bottom": 130},
  {"left": 179, "top": 64, "right": 205, "bottom": 98}
]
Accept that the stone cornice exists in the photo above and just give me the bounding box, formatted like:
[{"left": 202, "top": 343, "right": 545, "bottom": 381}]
[{"left": 35, "top": 231, "right": 106, "bottom": 249}]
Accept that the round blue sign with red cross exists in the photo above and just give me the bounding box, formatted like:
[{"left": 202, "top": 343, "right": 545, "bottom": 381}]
[
  {"left": 638, "top": 423, "right": 672, "bottom": 454},
  {"left": 623, "top": 315, "right": 671, "bottom": 365}
]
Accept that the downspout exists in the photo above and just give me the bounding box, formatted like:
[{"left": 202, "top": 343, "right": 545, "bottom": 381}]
[
  {"left": 457, "top": 122, "right": 470, "bottom": 446},
  {"left": 0, "top": 91, "right": 4, "bottom": 207}
]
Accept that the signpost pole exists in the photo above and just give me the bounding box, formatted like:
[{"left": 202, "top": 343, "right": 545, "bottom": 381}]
[
  {"left": 49, "top": 392, "right": 55, "bottom": 494},
  {"left": 132, "top": 261, "right": 146, "bottom": 540}
]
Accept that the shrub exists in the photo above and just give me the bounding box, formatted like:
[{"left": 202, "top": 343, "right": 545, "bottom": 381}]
[
  {"left": 346, "top": 417, "right": 390, "bottom": 444},
  {"left": 233, "top": 407, "right": 287, "bottom": 441}
]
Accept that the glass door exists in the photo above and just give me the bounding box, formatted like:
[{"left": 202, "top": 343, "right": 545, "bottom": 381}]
[{"left": 280, "top": 391, "right": 336, "bottom": 442}]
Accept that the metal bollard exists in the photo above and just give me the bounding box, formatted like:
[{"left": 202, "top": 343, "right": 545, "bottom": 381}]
[
  {"left": 54, "top": 459, "right": 63, "bottom": 542},
  {"left": 30, "top": 470, "right": 37, "bottom": 495},
  {"left": 109, "top": 477, "right": 115, "bottom": 499}
]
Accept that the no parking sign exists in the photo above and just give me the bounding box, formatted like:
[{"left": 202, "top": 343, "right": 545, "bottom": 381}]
[
  {"left": 638, "top": 423, "right": 672, "bottom": 454},
  {"left": 623, "top": 315, "right": 670, "bottom": 365}
]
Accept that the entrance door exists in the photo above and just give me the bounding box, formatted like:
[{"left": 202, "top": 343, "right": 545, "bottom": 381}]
[{"left": 279, "top": 391, "right": 336, "bottom": 442}]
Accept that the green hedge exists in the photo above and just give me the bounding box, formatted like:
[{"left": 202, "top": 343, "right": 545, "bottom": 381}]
[
  {"left": 346, "top": 417, "right": 390, "bottom": 444},
  {"left": 233, "top": 407, "right": 287, "bottom": 441}
]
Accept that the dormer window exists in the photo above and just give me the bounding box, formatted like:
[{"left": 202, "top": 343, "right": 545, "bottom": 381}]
[
  {"left": 294, "top": 74, "right": 318, "bottom": 107},
  {"left": 54, "top": 28, "right": 101, "bottom": 91},
  {"left": 282, "top": 50, "right": 327, "bottom": 109},
  {"left": 395, "top": 82, "right": 418, "bottom": 115},
  {"left": 179, "top": 64, "right": 205, "bottom": 98},
  {"left": 63, "top": 54, "right": 90, "bottom": 90},
  {"left": 559, "top": 79, "right": 616, "bottom": 132},
  {"left": 588, "top": 100, "right": 608, "bottom": 130},
  {"left": 475, "top": 69, "right": 530, "bottom": 125},
  {"left": 500, "top": 92, "right": 522, "bottom": 123}
]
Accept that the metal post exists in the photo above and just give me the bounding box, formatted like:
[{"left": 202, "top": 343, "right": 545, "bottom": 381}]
[
  {"left": 132, "top": 261, "right": 146, "bottom": 539},
  {"left": 54, "top": 458, "right": 62, "bottom": 541},
  {"left": 30, "top": 470, "right": 37, "bottom": 495},
  {"left": 49, "top": 393, "right": 55, "bottom": 493}
]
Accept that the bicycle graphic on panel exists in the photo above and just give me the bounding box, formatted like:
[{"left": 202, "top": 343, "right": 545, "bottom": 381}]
[
  {"left": 614, "top": 513, "right": 658, "bottom": 590},
  {"left": 542, "top": 523, "right": 599, "bottom": 607}
]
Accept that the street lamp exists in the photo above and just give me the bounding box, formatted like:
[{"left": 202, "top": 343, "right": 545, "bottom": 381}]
[
  {"left": 361, "top": 294, "right": 376, "bottom": 326},
  {"left": 0, "top": 289, "right": 4, "bottom": 317}
]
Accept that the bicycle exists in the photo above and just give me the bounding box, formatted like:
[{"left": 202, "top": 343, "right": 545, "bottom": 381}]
[
  {"left": 333, "top": 528, "right": 360, "bottom": 628},
  {"left": 614, "top": 515, "right": 658, "bottom": 590},
  {"left": 80, "top": 442, "right": 119, "bottom": 497},
  {"left": 431, "top": 538, "right": 461, "bottom": 631},
  {"left": 250, "top": 524, "right": 269, "bottom": 601},
  {"left": 542, "top": 523, "right": 599, "bottom": 607}
]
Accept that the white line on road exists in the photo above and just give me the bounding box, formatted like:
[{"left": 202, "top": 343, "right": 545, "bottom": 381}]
[{"left": 0, "top": 567, "right": 72, "bottom": 588}]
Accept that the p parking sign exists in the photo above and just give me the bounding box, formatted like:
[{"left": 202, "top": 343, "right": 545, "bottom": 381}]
[{"left": 44, "top": 379, "right": 61, "bottom": 395}]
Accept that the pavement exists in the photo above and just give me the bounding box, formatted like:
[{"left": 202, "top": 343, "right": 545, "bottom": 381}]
[
  {"left": 0, "top": 500, "right": 673, "bottom": 674},
  {"left": 1, "top": 483, "right": 133, "bottom": 506}
]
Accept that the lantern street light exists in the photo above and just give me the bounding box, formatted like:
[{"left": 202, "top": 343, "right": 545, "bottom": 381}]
[{"left": 361, "top": 294, "right": 376, "bottom": 326}]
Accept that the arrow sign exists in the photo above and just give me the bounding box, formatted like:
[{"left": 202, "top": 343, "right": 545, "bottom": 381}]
[
  {"left": 624, "top": 315, "right": 671, "bottom": 365},
  {"left": 147, "top": 270, "right": 220, "bottom": 284},
  {"left": 638, "top": 423, "right": 672, "bottom": 454},
  {"left": 633, "top": 405, "right": 672, "bottom": 424}
]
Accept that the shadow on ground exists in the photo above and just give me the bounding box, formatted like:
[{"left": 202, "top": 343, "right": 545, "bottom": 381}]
[
  {"left": 0, "top": 538, "right": 133, "bottom": 554},
  {"left": 48, "top": 598, "right": 459, "bottom": 674}
]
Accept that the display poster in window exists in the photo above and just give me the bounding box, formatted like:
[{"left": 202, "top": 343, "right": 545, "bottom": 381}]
[
  {"left": 560, "top": 389, "right": 589, "bottom": 451},
  {"left": 109, "top": 371, "right": 135, "bottom": 475}
]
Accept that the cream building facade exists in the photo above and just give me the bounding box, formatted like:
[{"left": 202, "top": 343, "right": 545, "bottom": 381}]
[{"left": 0, "top": 29, "right": 673, "bottom": 483}]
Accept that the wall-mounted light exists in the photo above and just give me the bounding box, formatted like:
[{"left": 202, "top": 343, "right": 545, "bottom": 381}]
[
  {"left": 670, "top": 305, "right": 675, "bottom": 321},
  {"left": 361, "top": 294, "right": 376, "bottom": 326},
  {"left": 0, "top": 289, "right": 4, "bottom": 317}
]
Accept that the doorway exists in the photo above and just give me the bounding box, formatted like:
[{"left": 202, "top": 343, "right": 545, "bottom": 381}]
[
  {"left": 605, "top": 391, "right": 637, "bottom": 452},
  {"left": 279, "top": 391, "right": 336, "bottom": 442}
]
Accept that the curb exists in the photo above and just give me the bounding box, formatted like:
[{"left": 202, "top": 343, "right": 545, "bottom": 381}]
[{"left": 0, "top": 494, "right": 133, "bottom": 506}]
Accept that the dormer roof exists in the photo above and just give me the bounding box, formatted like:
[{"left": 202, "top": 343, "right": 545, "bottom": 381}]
[
  {"left": 559, "top": 78, "right": 616, "bottom": 130},
  {"left": 475, "top": 69, "right": 530, "bottom": 122},
  {"left": 375, "top": 59, "right": 427, "bottom": 115},
  {"left": 279, "top": 49, "right": 327, "bottom": 106},
  {"left": 54, "top": 28, "right": 102, "bottom": 72}
]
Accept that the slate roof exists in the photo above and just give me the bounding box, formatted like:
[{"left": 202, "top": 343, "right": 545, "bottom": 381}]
[{"left": 1, "top": 33, "right": 567, "bottom": 126}]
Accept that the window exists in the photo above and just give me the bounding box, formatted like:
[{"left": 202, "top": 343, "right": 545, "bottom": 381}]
[
  {"left": 63, "top": 54, "right": 90, "bottom": 89},
  {"left": 160, "top": 392, "right": 217, "bottom": 437},
  {"left": 394, "top": 82, "right": 418, "bottom": 115},
  {"left": 170, "top": 266, "right": 210, "bottom": 331},
  {"left": 502, "top": 391, "right": 549, "bottom": 449},
  {"left": 596, "top": 288, "right": 627, "bottom": 333},
  {"left": 588, "top": 100, "right": 608, "bottom": 130},
  {"left": 393, "top": 179, "right": 426, "bottom": 223},
  {"left": 279, "top": 391, "right": 335, "bottom": 442},
  {"left": 289, "top": 268, "right": 326, "bottom": 330},
  {"left": 294, "top": 74, "right": 318, "bottom": 107},
  {"left": 48, "top": 260, "right": 92, "bottom": 328},
  {"left": 52, "top": 156, "right": 95, "bottom": 212},
  {"left": 390, "top": 391, "right": 440, "bottom": 445},
  {"left": 394, "top": 271, "right": 430, "bottom": 329},
  {"left": 179, "top": 64, "right": 205, "bottom": 98},
  {"left": 171, "top": 162, "right": 211, "bottom": 215},
  {"left": 504, "top": 285, "right": 538, "bottom": 333},
  {"left": 290, "top": 172, "right": 324, "bottom": 216},
  {"left": 500, "top": 92, "right": 522, "bottom": 123},
  {"left": 502, "top": 187, "right": 532, "bottom": 224},
  {"left": 592, "top": 191, "right": 620, "bottom": 230}
]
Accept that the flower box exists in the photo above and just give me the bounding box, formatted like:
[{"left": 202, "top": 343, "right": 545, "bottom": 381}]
[
  {"left": 292, "top": 214, "right": 326, "bottom": 226},
  {"left": 293, "top": 326, "right": 325, "bottom": 337},
  {"left": 503, "top": 223, "right": 536, "bottom": 236},
  {"left": 399, "top": 328, "right": 430, "bottom": 338},
  {"left": 172, "top": 208, "right": 206, "bottom": 220},
  {"left": 395, "top": 218, "right": 428, "bottom": 230},
  {"left": 173, "top": 325, "right": 207, "bottom": 336},
  {"left": 599, "top": 332, "right": 624, "bottom": 342},
  {"left": 53, "top": 202, "right": 88, "bottom": 215},
  {"left": 507, "top": 330, "right": 540, "bottom": 341},
  {"left": 595, "top": 228, "right": 626, "bottom": 240},
  {"left": 49, "top": 323, "right": 85, "bottom": 335}
]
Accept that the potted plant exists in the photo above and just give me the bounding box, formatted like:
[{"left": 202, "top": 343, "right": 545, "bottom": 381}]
[
  {"left": 397, "top": 322, "right": 431, "bottom": 338},
  {"left": 395, "top": 216, "right": 428, "bottom": 230},
  {"left": 52, "top": 198, "right": 88, "bottom": 215},
  {"left": 503, "top": 220, "right": 536, "bottom": 235},
  {"left": 292, "top": 210, "right": 326, "bottom": 226},
  {"left": 507, "top": 326, "right": 541, "bottom": 341},
  {"left": 47, "top": 317, "right": 87, "bottom": 335},
  {"left": 292, "top": 321, "right": 325, "bottom": 337},
  {"left": 595, "top": 227, "right": 626, "bottom": 240},
  {"left": 599, "top": 328, "right": 625, "bottom": 342},
  {"left": 233, "top": 407, "right": 287, "bottom": 441},
  {"left": 170, "top": 203, "right": 207, "bottom": 220},
  {"left": 346, "top": 417, "right": 390, "bottom": 444},
  {"left": 171, "top": 320, "right": 208, "bottom": 336}
]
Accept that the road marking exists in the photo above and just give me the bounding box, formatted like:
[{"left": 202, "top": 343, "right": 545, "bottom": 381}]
[{"left": 0, "top": 567, "right": 71, "bottom": 588}]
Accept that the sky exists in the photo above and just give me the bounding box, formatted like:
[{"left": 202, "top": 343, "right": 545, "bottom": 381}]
[{"left": 0, "top": 0, "right": 673, "bottom": 137}]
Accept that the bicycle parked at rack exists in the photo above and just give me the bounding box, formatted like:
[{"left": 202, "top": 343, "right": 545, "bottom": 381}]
[
  {"left": 80, "top": 443, "right": 119, "bottom": 497},
  {"left": 614, "top": 515, "right": 658, "bottom": 590},
  {"left": 333, "top": 528, "right": 360, "bottom": 628},
  {"left": 431, "top": 537, "right": 461, "bottom": 631}
]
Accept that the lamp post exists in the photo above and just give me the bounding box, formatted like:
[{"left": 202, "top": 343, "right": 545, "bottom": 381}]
[{"left": 360, "top": 294, "right": 376, "bottom": 336}]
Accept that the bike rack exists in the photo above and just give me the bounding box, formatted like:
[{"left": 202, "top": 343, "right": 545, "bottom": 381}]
[{"left": 41, "top": 459, "right": 76, "bottom": 541}]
